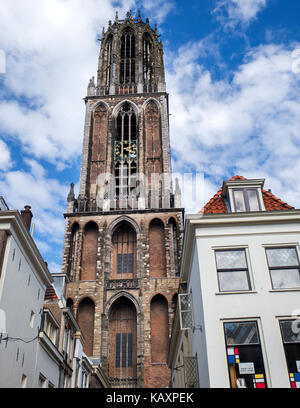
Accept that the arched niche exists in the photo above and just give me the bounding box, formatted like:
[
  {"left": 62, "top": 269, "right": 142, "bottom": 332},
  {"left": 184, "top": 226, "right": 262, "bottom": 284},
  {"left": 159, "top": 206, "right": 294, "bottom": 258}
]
[
  {"left": 81, "top": 222, "right": 98, "bottom": 281},
  {"left": 149, "top": 218, "right": 166, "bottom": 278},
  {"left": 150, "top": 294, "right": 169, "bottom": 363},
  {"left": 77, "top": 297, "right": 95, "bottom": 357}
]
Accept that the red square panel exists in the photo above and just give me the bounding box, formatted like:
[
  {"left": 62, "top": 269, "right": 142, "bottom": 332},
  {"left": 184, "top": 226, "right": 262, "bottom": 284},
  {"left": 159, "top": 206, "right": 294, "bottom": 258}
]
[
  {"left": 256, "top": 382, "right": 266, "bottom": 389},
  {"left": 291, "top": 382, "right": 296, "bottom": 389}
]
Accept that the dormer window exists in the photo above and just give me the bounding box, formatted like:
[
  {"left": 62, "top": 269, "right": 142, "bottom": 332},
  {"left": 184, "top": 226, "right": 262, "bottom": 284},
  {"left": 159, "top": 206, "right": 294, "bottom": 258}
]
[
  {"left": 222, "top": 178, "right": 266, "bottom": 213},
  {"left": 232, "top": 189, "right": 261, "bottom": 212}
]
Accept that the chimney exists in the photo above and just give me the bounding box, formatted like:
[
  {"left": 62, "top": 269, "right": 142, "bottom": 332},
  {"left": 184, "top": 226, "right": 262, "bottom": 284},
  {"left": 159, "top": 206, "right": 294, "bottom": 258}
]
[{"left": 21, "top": 206, "right": 33, "bottom": 232}]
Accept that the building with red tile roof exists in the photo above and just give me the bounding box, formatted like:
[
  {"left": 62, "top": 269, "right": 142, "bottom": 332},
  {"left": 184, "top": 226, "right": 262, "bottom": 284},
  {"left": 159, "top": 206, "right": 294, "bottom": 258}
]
[{"left": 202, "top": 175, "right": 294, "bottom": 214}]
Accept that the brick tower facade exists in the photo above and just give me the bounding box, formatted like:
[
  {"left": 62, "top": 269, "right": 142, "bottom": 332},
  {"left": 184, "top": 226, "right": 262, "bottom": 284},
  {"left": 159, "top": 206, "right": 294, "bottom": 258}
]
[{"left": 61, "top": 11, "right": 184, "bottom": 388}]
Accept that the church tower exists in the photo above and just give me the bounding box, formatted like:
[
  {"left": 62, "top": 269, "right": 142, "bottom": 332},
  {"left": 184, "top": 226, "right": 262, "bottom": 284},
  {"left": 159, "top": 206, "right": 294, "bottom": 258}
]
[{"left": 61, "top": 11, "right": 184, "bottom": 388}]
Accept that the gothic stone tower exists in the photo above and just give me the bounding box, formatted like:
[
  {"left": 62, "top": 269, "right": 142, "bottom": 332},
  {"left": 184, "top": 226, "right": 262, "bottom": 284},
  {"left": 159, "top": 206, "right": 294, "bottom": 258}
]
[{"left": 61, "top": 11, "right": 184, "bottom": 388}]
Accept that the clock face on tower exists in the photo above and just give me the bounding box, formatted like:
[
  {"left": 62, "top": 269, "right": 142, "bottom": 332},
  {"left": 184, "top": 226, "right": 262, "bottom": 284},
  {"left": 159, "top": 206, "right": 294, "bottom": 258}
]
[{"left": 114, "top": 140, "right": 137, "bottom": 160}]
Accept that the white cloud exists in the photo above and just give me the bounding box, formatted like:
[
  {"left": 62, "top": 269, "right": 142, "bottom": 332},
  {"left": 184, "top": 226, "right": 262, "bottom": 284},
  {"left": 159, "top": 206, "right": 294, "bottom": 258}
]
[
  {"left": 0, "top": 160, "right": 68, "bottom": 247},
  {"left": 0, "top": 0, "right": 136, "bottom": 167},
  {"left": 213, "top": 0, "right": 267, "bottom": 28},
  {"left": 167, "top": 42, "right": 300, "bottom": 210},
  {"left": 142, "top": 0, "right": 175, "bottom": 24},
  {"left": 0, "top": 139, "right": 11, "bottom": 170}
]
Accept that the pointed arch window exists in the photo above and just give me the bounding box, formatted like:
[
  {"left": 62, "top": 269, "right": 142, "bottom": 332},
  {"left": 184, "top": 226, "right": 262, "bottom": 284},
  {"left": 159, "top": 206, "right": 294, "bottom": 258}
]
[
  {"left": 109, "top": 297, "right": 137, "bottom": 388},
  {"left": 112, "top": 223, "right": 137, "bottom": 279},
  {"left": 104, "top": 35, "right": 113, "bottom": 87},
  {"left": 143, "top": 33, "right": 153, "bottom": 91},
  {"left": 120, "top": 28, "right": 136, "bottom": 85},
  {"left": 114, "top": 103, "right": 138, "bottom": 202}
]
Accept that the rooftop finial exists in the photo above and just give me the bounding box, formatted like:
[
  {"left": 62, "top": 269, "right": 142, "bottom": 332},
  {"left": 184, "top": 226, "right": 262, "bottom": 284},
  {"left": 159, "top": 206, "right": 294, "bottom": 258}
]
[
  {"left": 102, "top": 27, "right": 105, "bottom": 36},
  {"left": 146, "top": 17, "right": 149, "bottom": 24},
  {"left": 115, "top": 11, "right": 118, "bottom": 22},
  {"left": 126, "top": 10, "right": 132, "bottom": 20},
  {"left": 137, "top": 9, "right": 141, "bottom": 22},
  {"left": 155, "top": 24, "right": 158, "bottom": 36}
]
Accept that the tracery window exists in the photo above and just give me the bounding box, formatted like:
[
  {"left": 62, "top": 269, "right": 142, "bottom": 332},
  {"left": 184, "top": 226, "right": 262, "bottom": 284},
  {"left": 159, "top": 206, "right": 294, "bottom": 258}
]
[
  {"left": 114, "top": 103, "right": 138, "bottom": 201},
  {"left": 143, "top": 33, "right": 153, "bottom": 89},
  {"left": 104, "top": 35, "right": 113, "bottom": 87},
  {"left": 120, "top": 29, "right": 136, "bottom": 85}
]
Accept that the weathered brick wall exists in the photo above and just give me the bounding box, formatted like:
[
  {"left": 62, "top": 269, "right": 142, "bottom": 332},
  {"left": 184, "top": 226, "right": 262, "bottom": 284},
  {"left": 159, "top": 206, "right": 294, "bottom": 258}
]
[
  {"left": 77, "top": 298, "right": 95, "bottom": 356},
  {"left": 64, "top": 210, "right": 183, "bottom": 388}
]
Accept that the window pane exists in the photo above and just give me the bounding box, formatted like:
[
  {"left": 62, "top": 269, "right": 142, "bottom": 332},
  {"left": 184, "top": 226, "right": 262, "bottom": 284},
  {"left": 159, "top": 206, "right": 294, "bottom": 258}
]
[
  {"left": 218, "top": 271, "right": 250, "bottom": 292},
  {"left": 270, "top": 269, "right": 300, "bottom": 289},
  {"left": 216, "top": 250, "right": 247, "bottom": 270},
  {"left": 224, "top": 322, "right": 259, "bottom": 345},
  {"left": 233, "top": 190, "right": 246, "bottom": 212},
  {"left": 247, "top": 190, "right": 260, "bottom": 211},
  {"left": 266, "top": 247, "right": 299, "bottom": 267},
  {"left": 116, "top": 334, "right": 121, "bottom": 368},
  {"left": 280, "top": 320, "right": 300, "bottom": 343}
]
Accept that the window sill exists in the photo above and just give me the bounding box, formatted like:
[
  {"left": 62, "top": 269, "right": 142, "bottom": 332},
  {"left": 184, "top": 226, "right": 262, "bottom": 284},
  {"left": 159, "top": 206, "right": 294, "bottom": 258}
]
[
  {"left": 269, "top": 288, "right": 300, "bottom": 293},
  {"left": 215, "top": 290, "right": 258, "bottom": 296}
]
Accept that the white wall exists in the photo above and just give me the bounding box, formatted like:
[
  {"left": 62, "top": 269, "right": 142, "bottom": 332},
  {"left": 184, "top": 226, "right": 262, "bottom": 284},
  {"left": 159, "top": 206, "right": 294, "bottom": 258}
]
[
  {"left": 0, "top": 231, "right": 47, "bottom": 388},
  {"left": 190, "top": 218, "right": 300, "bottom": 388},
  {"left": 35, "top": 344, "right": 60, "bottom": 388}
]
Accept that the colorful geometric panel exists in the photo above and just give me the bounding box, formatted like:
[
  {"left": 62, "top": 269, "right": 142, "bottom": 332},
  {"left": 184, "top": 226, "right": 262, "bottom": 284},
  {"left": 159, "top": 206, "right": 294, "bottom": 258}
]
[
  {"left": 228, "top": 355, "right": 236, "bottom": 364},
  {"left": 256, "top": 382, "right": 266, "bottom": 389},
  {"left": 296, "top": 382, "right": 300, "bottom": 388},
  {"left": 291, "top": 382, "right": 296, "bottom": 389},
  {"left": 294, "top": 373, "right": 300, "bottom": 381},
  {"left": 227, "top": 348, "right": 235, "bottom": 356}
]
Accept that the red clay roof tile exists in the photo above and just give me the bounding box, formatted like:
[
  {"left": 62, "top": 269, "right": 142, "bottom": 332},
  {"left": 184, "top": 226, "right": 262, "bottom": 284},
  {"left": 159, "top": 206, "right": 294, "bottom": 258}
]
[{"left": 202, "top": 176, "right": 294, "bottom": 214}]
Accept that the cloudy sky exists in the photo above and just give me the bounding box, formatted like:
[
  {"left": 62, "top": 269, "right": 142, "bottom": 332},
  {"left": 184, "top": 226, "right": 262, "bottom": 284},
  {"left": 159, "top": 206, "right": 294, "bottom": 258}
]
[{"left": 0, "top": 0, "right": 300, "bottom": 273}]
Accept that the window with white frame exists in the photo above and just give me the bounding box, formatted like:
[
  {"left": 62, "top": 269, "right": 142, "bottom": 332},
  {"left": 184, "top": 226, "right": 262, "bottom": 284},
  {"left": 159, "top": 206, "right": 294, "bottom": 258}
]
[
  {"left": 215, "top": 249, "right": 252, "bottom": 292},
  {"left": 279, "top": 319, "right": 300, "bottom": 388},
  {"left": 232, "top": 189, "right": 261, "bottom": 212},
  {"left": 265, "top": 247, "right": 300, "bottom": 289},
  {"left": 224, "top": 321, "right": 267, "bottom": 388}
]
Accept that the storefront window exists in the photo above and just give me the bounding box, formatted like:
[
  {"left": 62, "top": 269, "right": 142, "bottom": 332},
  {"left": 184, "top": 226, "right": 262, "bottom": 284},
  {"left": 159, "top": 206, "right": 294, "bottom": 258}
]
[
  {"left": 279, "top": 320, "right": 300, "bottom": 388},
  {"left": 224, "top": 321, "right": 267, "bottom": 388}
]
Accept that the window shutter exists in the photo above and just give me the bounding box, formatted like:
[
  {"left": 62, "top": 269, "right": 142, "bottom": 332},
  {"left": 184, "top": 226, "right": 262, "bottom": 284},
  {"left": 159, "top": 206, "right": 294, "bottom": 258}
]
[
  {"left": 184, "top": 357, "right": 200, "bottom": 388},
  {"left": 179, "top": 293, "right": 194, "bottom": 330}
]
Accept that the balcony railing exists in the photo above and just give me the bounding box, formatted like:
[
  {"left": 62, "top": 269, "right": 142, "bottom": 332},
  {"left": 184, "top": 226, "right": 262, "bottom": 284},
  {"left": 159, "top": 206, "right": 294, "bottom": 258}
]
[
  {"left": 106, "top": 279, "right": 139, "bottom": 290},
  {"left": 109, "top": 377, "right": 137, "bottom": 388}
]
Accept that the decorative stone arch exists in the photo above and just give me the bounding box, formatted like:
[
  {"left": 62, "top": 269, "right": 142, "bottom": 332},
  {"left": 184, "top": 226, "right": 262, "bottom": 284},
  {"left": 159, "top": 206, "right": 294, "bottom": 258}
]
[
  {"left": 92, "top": 100, "right": 110, "bottom": 114},
  {"left": 149, "top": 292, "right": 169, "bottom": 306},
  {"left": 142, "top": 97, "right": 161, "bottom": 111},
  {"left": 112, "top": 100, "right": 139, "bottom": 118},
  {"left": 76, "top": 293, "right": 97, "bottom": 308},
  {"left": 108, "top": 215, "right": 140, "bottom": 237},
  {"left": 104, "top": 291, "right": 141, "bottom": 316},
  {"left": 147, "top": 216, "right": 167, "bottom": 228}
]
